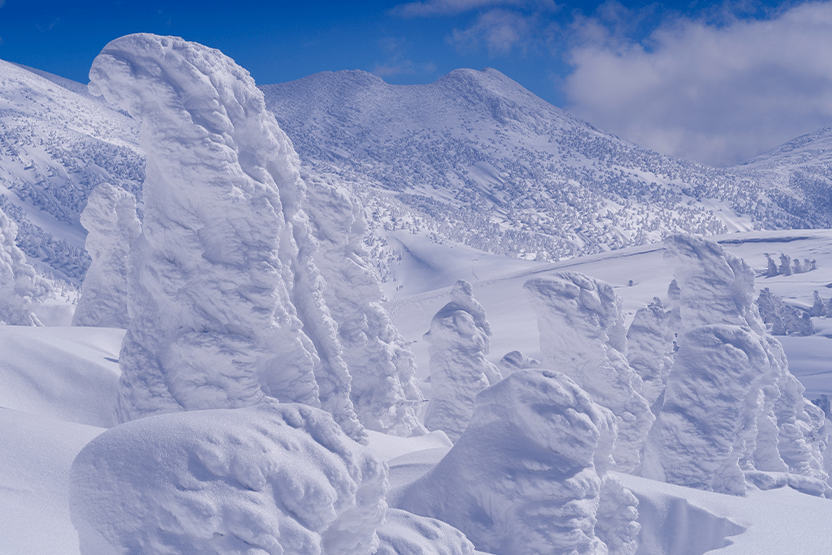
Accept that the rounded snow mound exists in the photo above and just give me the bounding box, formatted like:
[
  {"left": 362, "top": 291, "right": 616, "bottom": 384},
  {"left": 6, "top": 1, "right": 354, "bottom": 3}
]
[
  {"left": 400, "top": 368, "right": 616, "bottom": 555},
  {"left": 69, "top": 402, "right": 387, "bottom": 555}
]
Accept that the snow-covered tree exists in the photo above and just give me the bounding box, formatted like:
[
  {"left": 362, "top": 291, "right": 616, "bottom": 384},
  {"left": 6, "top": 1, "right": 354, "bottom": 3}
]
[
  {"left": 89, "top": 34, "right": 364, "bottom": 442},
  {"left": 72, "top": 182, "right": 141, "bottom": 328},
  {"left": 399, "top": 369, "right": 622, "bottom": 555},
  {"left": 810, "top": 290, "right": 828, "bottom": 318},
  {"left": 0, "top": 206, "right": 49, "bottom": 326},
  {"left": 626, "top": 297, "right": 674, "bottom": 413},
  {"left": 524, "top": 272, "right": 653, "bottom": 473},
  {"left": 642, "top": 234, "right": 827, "bottom": 495},
  {"left": 305, "top": 175, "right": 426, "bottom": 437},
  {"left": 423, "top": 280, "right": 501, "bottom": 442}
]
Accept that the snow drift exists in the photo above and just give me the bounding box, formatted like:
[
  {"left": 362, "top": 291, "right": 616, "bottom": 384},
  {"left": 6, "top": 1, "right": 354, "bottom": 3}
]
[
  {"left": 0, "top": 206, "right": 49, "bottom": 326},
  {"left": 399, "top": 368, "right": 624, "bottom": 555},
  {"left": 69, "top": 402, "right": 387, "bottom": 555},
  {"left": 423, "top": 280, "right": 501, "bottom": 442},
  {"left": 72, "top": 182, "right": 141, "bottom": 328},
  {"left": 88, "top": 33, "right": 364, "bottom": 441},
  {"left": 524, "top": 273, "right": 653, "bottom": 473}
]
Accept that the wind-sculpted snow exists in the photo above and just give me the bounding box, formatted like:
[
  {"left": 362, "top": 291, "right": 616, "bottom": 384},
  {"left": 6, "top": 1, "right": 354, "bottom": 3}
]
[
  {"left": 375, "top": 509, "right": 476, "bottom": 555},
  {"left": 89, "top": 34, "right": 364, "bottom": 442},
  {"left": 0, "top": 207, "right": 50, "bottom": 325},
  {"left": 643, "top": 234, "right": 828, "bottom": 496},
  {"left": 72, "top": 183, "right": 140, "bottom": 328},
  {"left": 524, "top": 273, "right": 653, "bottom": 473},
  {"left": 306, "top": 175, "right": 426, "bottom": 436},
  {"left": 423, "top": 280, "right": 502, "bottom": 442},
  {"left": 756, "top": 288, "right": 815, "bottom": 336},
  {"left": 69, "top": 402, "right": 387, "bottom": 555},
  {"left": 399, "top": 369, "right": 622, "bottom": 555}
]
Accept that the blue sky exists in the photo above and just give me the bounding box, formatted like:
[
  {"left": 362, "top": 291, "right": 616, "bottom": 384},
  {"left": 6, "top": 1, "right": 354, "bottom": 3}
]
[{"left": 2, "top": 0, "right": 831, "bottom": 166}]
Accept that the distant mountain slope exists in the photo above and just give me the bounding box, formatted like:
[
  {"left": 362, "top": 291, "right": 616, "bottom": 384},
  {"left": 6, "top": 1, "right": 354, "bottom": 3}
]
[
  {"left": 0, "top": 60, "right": 143, "bottom": 282},
  {"left": 2, "top": 61, "right": 832, "bottom": 283},
  {"left": 263, "top": 68, "right": 831, "bottom": 260}
]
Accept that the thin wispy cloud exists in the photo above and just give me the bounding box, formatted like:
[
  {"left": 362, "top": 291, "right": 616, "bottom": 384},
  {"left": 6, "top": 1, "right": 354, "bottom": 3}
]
[
  {"left": 390, "top": 0, "right": 556, "bottom": 17},
  {"left": 564, "top": 1, "right": 832, "bottom": 166}
]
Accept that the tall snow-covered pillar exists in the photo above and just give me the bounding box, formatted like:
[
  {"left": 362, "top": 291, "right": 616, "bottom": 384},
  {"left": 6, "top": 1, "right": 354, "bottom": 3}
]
[
  {"left": 524, "top": 272, "right": 653, "bottom": 473},
  {"left": 89, "top": 34, "right": 365, "bottom": 442},
  {"left": 72, "top": 182, "right": 141, "bottom": 328},
  {"left": 423, "top": 280, "right": 502, "bottom": 442},
  {"left": 0, "top": 206, "right": 49, "bottom": 326},
  {"left": 305, "top": 175, "right": 426, "bottom": 436}
]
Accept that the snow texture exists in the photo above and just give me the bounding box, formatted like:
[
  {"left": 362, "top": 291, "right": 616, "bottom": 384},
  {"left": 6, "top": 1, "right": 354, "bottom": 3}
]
[
  {"left": 399, "top": 369, "right": 617, "bottom": 555},
  {"left": 374, "top": 509, "right": 476, "bottom": 555},
  {"left": 72, "top": 182, "right": 140, "bottom": 328},
  {"left": 498, "top": 350, "right": 541, "bottom": 373},
  {"left": 0, "top": 206, "right": 49, "bottom": 325},
  {"left": 423, "top": 280, "right": 502, "bottom": 442},
  {"left": 596, "top": 474, "right": 640, "bottom": 555},
  {"left": 305, "top": 175, "right": 426, "bottom": 437},
  {"left": 643, "top": 234, "right": 828, "bottom": 495},
  {"left": 89, "top": 34, "right": 364, "bottom": 441},
  {"left": 69, "top": 402, "right": 387, "bottom": 555},
  {"left": 524, "top": 273, "right": 653, "bottom": 473}
]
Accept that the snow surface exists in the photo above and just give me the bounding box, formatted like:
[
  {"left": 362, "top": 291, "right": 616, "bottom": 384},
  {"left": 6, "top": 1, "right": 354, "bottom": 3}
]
[{"left": 70, "top": 402, "right": 387, "bottom": 555}]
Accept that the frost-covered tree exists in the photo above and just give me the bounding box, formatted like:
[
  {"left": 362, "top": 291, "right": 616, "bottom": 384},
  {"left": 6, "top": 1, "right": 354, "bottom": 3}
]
[
  {"left": 642, "top": 234, "right": 827, "bottom": 495},
  {"left": 524, "top": 273, "right": 653, "bottom": 473},
  {"left": 626, "top": 297, "right": 674, "bottom": 413},
  {"left": 0, "top": 206, "right": 49, "bottom": 326},
  {"left": 305, "top": 175, "right": 426, "bottom": 437},
  {"left": 764, "top": 253, "right": 778, "bottom": 277},
  {"left": 423, "top": 280, "right": 501, "bottom": 442},
  {"left": 70, "top": 402, "right": 387, "bottom": 555},
  {"left": 72, "top": 183, "right": 141, "bottom": 328},
  {"left": 779, "top": 253, "right": 792, "bottom": 276},
  {"left": 757, "top": 288, "right": 815, "bottom": 336},
  {"left": 810, "top": 290, "right": 828, "bottom": 318},
  {"left": 89, "top": 34, "right": 364, "bottom": 442},
  {"left": 399, "top": 369, "right": 625, "bottom": 555}
]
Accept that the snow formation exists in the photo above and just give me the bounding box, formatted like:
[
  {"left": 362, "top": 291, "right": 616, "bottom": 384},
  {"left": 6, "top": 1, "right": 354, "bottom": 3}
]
[
  {"left": 72, "top": 182, "right": 140, "bottom": 328},
  {"left": 399, "top": 368, "right": 623, "bottom": 555},
  {"left": 642, "top": 234, "right": 828, "bottom": 495},
  {"left": 524, "top": 273, "right": 654, "bottom": 473},
  {"left": 626, "top": 297, "right": 674, "bottom": 413},
  {"left": 0, "top": 206, "right": 49, "bottom": 325},
  {"left": 756, "top": 287, "right": 815, "bottom": 336},
  {"left": 305, "top": 175, "right": 426, "bottom": 436},
  {"left": 88, "top": 33, "right": 364, "bottom": 441},
  {"left": 423, "top": 280, "right": 502, "bottom": 442},
  {"left": 69, "top": 402, "right": 387, "bottom": 555}
]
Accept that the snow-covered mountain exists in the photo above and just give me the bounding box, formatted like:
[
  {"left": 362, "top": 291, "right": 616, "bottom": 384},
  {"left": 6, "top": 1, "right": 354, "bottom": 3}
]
[
  {"left": 262, "top": 68, "right": 832, "bottom": 260},
  {"left": 3, "top": 60, "right": 832, "bottom": 284}
]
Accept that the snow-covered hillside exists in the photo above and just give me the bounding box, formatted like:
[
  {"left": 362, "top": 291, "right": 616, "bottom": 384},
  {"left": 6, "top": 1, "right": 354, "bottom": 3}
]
[
  {"left": 263, "top": 68, "right": 832, "bottom": 261},
  {"left": 0, "top": 59, "right": 143, "bottom": 282},
  {"left": 3, "top": 60, "right": 832, "bottom": 284}
]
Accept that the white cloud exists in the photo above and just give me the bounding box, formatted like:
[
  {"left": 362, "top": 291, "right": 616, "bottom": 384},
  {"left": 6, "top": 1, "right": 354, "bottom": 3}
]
[
  {"left": 563, "top": 2, "right": 832, "bottom": 167},
  {"left": 448, "top": 9, "right": 537, "bottom": 55}
]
